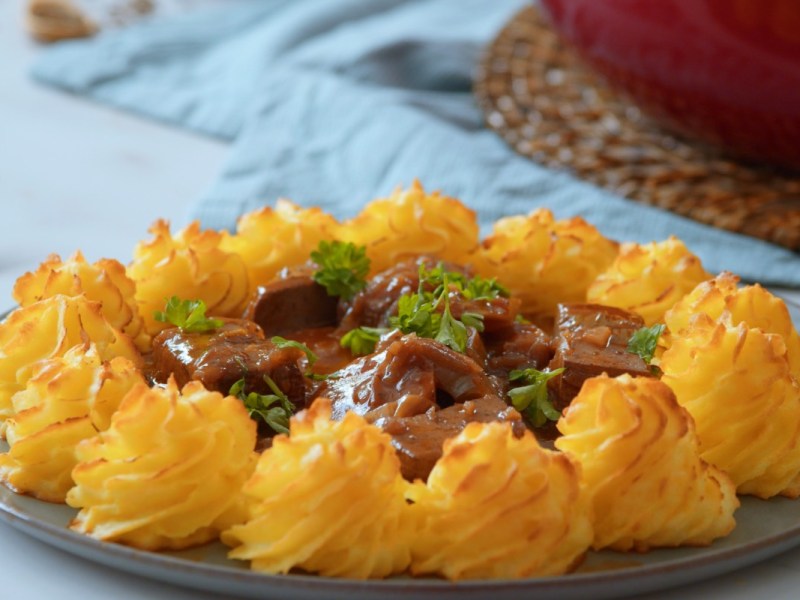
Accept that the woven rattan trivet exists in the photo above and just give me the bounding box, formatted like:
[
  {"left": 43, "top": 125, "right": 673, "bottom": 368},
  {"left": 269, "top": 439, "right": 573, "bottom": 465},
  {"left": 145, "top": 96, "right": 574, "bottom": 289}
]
[{"left": 474, "top": 5, "right": 800, "bottom": 251}]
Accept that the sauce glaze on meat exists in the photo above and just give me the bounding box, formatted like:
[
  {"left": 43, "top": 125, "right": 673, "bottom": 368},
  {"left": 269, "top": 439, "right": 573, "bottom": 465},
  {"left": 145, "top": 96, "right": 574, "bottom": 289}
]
[{"left": 150, "top": 257, "right": 651, "bottom": 481}]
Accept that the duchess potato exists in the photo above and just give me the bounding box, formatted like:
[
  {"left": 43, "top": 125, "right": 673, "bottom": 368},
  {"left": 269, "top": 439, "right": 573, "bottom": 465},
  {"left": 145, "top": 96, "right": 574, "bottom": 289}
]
[
  {"left": 664, "top": 272, "right": 800, "bottom": 379},
  {"left": 0, "top": 295, "right": 141, "bottom": 436},
  {"left": 661, "top": 315, "right": 800, "bottom": 498},
  {"left": 478, "top": 209, "right": 618, "bottom": 315},
  {"left": 556, "top": 374, "right": 738, "bottom": 551},
  {"left": 13, "top": 251, "right": 149, "bottom": 351},
  {"left": 341, "top": 180, "right": 481, "bottom": 274},
  {"left": 68, "top": 378, "right": 257, "bottom": 550},
  {"left": 407, "top": 422, "right": 592, "bottom": 579},
  {"left": 0, "top": 344, "right": 143, "bottom": 502},
  {"left": 127, "top": 220, "right": 250, "bottom": 334},
  {"left": 220, "top": 199, "right": 340, "bottom": 287},
  {"left": 587, "top": 237, "right": 711, "bottom": 326},
  {"left": 222, "top": 398, "right": 413, "bottom": 579}
]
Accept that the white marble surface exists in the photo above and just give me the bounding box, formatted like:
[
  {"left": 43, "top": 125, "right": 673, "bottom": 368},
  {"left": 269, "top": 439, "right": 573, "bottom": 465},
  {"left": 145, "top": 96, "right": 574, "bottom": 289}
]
[{"left": 1, "top": 1, "right": 800, "bottom": 599}]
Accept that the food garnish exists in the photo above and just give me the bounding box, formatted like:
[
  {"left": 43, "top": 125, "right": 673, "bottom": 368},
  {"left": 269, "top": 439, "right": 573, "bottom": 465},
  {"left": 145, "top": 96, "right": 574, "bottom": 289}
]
[
  {"left": 229, "top": 376, "right": 295, "bottom": 434},
  {"left": 340, "top": 326, "right": 388, "bottom": 356},
  {"left": 389, "top": 265, "right": 485, "bottom": 354},
  {"left": 627, "top": 324, "right": 665, "bottom": 365},
  {"left": 418, "top": 262, "right": 509, "bottom": 301},
  {"left": 340, "top": 264, "right": 499, "bottom": 356},
  {"left": 508, "top": 367, "right": 564, "bottom": 427},
  {"left": 153, "top": 296, "right": 223, "bottom": 333},
  {"left": 271, "top": 335, "right": 331, "bottom": 380},
  {"left": 311, "top": 240, "right": 370, "bottom": 299},
  {"left": 270, "top": 336, "right": 318, "bottom": 367}
]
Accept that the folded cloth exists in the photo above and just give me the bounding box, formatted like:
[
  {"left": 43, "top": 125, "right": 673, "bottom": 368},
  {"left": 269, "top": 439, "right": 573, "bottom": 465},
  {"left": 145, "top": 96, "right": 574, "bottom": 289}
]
[{"left": 33, "top": 0, "right": 800, "bottom": 286}]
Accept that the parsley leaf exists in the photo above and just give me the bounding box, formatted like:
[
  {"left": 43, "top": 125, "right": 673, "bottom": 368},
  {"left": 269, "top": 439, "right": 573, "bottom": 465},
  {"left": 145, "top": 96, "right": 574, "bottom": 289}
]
[
  {"left": 388, "top": 267, "right": 486, "bottom": 353},
  {"left": 462, "top": 276, "right": 510, "bottom": 300},
  {"left": 307, "top": 372, "right": 338, "bottom": 382},
  {"left": 460, "top": 311, "right": 486, "bottom": 331},
  {"left": 389, "top": 292, "right": 441, "bottom": 339},
  {"left": 153, "top": 296, "right": 223, "bottom": 333},
  {"left": 340, "top": 326, "right": 389, "bottom": 356},
  {"left": 229, "top": 375, "right": 295, "bottom": 435},
  {"left": 507, "top": 367, "right": 565, "bottom": 427},
  {"left": 627, "top": 324, "right": 666, "bottom": 365},
  {"left": 311, "top": 240, "right": 370, "bottom": 300},
  {"left": 270, "top": 336, "right": 318, "bottom": 367},
  {"left": 435, "top": 303, "right": 468, "bottom": 353},
  {"left": 434, "top": 280, "right": 485, "bottom": 352},
  {"left": 417, "top": 263, "right": 509, "bottom": 301}
]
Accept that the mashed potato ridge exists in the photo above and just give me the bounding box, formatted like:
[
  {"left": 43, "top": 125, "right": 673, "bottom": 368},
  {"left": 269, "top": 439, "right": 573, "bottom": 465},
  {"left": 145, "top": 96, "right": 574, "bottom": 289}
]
[
  {"left": 0, "top": 344, "right": 143, "bottom": 502},
  {"left": 68, "top": 379, "right": 256, "bottom": 550},
  {"left": 128, "top": 220, "right": 250, "bottom": 334},
  {"left": 0, "top": 295, "right": 140, "bottom": 436},
  {"left": 556, "top": 374, "right": 738, "bottom": 551},
  {"left": 664, "top": 272, "right": 800, "bottom": 380},
  {"left": 342, "top": 181, "right": 480, "bottom": 274},
  {"left": 479, "top": 209, "right": 617, "bottom": 315},
  {"left": 13, "top": 251, "right": 149, "bottom": 351},
  {"left": 407, "top": 422, "right": 592, "bottom": 579},
  {"left": 223, "top": 398, "right": 413, "bottom": 579},
  {"left": 587, "top": 237, "right": 711, "bottom": 326},
  {"left": 661, "top": 316, "right": 800, "bottom": 498},
  {"left": 221, "top": 200, "right": 340, "bottom": 287}
]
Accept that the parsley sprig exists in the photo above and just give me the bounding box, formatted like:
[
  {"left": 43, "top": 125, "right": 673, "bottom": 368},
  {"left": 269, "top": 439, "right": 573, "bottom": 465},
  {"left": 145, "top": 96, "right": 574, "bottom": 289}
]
[
  {"left": 507, "top": 367, "right": 564, "bottom": 427},
  {"left": 338, "top": 262, "right": 504, "bottom": 356},
  {"left": 417, "top": 263, "right": 509, "bottom": 301},
  {"left": 311, "top": 240, "right": 370, "bottom": 300},
  {"left": 229, "top": 375, "right": 295, "bottom": 434},
  {"left": 387, "top": 265, "right": 485, "bottom": 354},
  {"left": 627, "top": 324, "right": 666, "bottom": 365},
  {"left": 154, "top": 296, "right": 223, "bottom": 333}
]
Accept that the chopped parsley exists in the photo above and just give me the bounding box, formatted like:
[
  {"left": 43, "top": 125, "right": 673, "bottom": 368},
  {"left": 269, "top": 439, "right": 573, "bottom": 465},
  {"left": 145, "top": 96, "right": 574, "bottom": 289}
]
[
  {"left": 336, "top": 262, "right": 504, "bottom": 356},
  {"left": 229, "top": 375, "right": 295, "bottom": 435},
  {"left": 153, "top": 296, "right": 223, "bottom": 333},
  {"left": 270, "top": 336, "right": 318, "bottom": 367},
  {"left": 390, "top": 291, "right": 442, "bottom": 340},
  {"left": 340, "top": 326, "right": 389, "bottom": 356},
  {"left": 311, "top": 240, "right": 370, "bottom": 300},
  {"left": 507, "top": 367, "right": 564, "bottom": 427},
  {"left": 417, "top": 263, "right": 509, "bottom": 301},
  {"left": 627, "top": 324, "right": 666, "bottom": 365}
]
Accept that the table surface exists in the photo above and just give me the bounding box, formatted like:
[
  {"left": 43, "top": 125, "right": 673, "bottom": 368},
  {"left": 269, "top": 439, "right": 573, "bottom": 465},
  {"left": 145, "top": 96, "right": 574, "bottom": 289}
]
[{"left": 2, "top": 2, "right": 800, "bottom": 599}]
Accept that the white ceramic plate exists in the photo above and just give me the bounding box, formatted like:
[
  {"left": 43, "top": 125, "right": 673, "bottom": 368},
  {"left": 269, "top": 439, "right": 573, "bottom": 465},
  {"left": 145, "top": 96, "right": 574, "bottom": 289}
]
[{"left": 1, "top": 300, "right": 799, "bottom": 599}]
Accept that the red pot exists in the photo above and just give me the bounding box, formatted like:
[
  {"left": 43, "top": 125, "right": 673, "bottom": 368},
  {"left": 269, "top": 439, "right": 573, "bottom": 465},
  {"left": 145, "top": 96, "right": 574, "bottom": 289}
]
[{"left": 539, "top": 0, "right": 800, "bottom": 171}]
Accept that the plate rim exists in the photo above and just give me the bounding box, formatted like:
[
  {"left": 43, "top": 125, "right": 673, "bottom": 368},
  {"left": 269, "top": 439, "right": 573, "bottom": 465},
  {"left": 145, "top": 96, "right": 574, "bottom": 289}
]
[{"left": 3, "top": 484, "right": 800, "bottom": 599}]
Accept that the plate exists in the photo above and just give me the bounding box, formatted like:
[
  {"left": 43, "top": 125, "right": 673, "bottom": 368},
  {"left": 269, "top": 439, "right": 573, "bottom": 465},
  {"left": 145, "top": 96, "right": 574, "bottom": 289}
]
[
  {"left": 3, "top": 479, "right": 800, "bottom": 600},
  {"left": 1, "top": 299, "right": 800, "bottom": 600}
]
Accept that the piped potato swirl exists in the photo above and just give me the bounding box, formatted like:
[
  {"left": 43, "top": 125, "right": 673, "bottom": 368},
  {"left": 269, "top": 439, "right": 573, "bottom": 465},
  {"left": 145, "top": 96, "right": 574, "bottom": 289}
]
[
  {"left": 67, "top": 378, "right": 257, "bottom": 550},
  {"left": 556, "top": 374, "right": 738, "bottom": 551}
]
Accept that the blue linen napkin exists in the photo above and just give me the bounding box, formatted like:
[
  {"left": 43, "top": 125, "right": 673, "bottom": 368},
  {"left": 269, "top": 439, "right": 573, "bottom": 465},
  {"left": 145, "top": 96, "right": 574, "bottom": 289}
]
[{"left": 33, "top": 0, "right": 800, "bottom": 286}]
